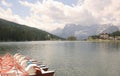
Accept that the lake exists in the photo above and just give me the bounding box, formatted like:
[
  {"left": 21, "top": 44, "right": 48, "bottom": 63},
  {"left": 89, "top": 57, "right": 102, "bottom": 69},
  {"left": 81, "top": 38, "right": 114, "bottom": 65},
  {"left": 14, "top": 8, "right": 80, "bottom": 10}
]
[{"left": 0, "top": 41, "right": 120, "bottom": 76}]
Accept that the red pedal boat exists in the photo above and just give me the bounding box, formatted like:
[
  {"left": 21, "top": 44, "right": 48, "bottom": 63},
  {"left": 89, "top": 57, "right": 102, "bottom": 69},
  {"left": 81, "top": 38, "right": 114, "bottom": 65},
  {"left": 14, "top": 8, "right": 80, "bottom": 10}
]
[{"left": 0, "top": 53, "right": 55, "bottom": 76}]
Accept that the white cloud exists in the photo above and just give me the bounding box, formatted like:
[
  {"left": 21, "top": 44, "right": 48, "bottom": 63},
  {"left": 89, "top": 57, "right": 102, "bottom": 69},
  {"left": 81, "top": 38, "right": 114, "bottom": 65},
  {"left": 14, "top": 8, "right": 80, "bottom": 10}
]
[
  {"left": 1, "top": 0, "right": 12, "bottom": 7},
  {"left": 0, "top": 7, "right": 25, "bottom": 25},
  {"left": 19, "top": 0, "right": 120, "bottom": 31},
  {"left": 83, "top": 0, "right": 120, "bottom": 25},
  {"left": 19, "top": 0, "right": 98, "bottom": 31},
  {"left": 0, "top": 0, "right": 120, "bottom": 32},
  {"left": 77, "top": 0, "right": 84, "bottom": 6}
]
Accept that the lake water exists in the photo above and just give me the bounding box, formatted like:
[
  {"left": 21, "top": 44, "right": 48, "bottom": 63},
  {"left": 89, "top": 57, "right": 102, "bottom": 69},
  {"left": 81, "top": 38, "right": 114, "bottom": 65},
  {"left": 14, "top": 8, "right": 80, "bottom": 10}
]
[{"left": 0, "top": 41, "right": 120, "bottom": 76}]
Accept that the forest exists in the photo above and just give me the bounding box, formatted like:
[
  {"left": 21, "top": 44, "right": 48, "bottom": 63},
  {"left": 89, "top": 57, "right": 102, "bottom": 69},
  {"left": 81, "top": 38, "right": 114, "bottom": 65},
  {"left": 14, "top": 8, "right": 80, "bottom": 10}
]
[{"left": 0, "top": 19, "right": 63, "bottom": 41}]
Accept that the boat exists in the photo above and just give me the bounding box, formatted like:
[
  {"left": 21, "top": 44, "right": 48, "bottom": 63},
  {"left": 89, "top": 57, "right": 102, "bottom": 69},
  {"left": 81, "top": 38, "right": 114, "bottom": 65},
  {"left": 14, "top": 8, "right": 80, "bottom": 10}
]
[{"left": 0, "top": 53, "right": 55, "bottom": 76}]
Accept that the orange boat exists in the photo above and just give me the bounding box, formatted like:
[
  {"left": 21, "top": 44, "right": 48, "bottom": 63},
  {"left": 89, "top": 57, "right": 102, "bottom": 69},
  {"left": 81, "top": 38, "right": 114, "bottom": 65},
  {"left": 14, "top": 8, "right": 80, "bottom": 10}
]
[{"left": 0, "top": 53, "right": 55, "bottom": 76}]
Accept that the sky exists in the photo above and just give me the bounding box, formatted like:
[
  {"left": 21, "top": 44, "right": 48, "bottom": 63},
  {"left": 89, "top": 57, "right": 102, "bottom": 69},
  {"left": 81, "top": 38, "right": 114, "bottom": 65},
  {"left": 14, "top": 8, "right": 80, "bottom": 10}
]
[{"left": 0, "top": 0, "right": 120, "bottom": 32}]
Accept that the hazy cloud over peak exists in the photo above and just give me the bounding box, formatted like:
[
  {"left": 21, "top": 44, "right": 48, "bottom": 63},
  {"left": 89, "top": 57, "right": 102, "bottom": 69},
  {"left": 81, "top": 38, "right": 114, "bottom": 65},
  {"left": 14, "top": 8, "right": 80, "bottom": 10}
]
[{"left": 0, "top": 0, "right": 120, "bottom": 31}]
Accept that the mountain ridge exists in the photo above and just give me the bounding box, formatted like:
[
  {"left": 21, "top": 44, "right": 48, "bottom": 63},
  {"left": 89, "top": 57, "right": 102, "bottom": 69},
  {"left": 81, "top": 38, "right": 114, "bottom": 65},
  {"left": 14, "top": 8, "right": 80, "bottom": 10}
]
[
  {"left": 0, "top": 18, "right": 63, "bottom": 41},
  {"left": 52, "top": 24, "right": 119, "bottom": 40}
]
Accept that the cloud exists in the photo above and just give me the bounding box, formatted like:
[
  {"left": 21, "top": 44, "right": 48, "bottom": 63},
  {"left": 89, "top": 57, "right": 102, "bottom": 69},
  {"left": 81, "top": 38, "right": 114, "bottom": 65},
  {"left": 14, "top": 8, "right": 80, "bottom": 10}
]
[
  {"left": 77, "top": 0, "right": 84, "bottom": 6},
  {"left": 83, "top": 0, "right": 120, "bottom": 25},
  {"left": 1, "top": 0, "right": 12, "bottom": 7},
  {"left": 19, "top": 0, "right": 98, "bottom": 31},
  {"left": 0, "top": 7, "right": 25, "bottom": 25},
  {"left": 19, "top": 0, "right": 120, "bottom": 31},
  {"left": 0, "top": 0, "right": 120, "bottom": 32}
]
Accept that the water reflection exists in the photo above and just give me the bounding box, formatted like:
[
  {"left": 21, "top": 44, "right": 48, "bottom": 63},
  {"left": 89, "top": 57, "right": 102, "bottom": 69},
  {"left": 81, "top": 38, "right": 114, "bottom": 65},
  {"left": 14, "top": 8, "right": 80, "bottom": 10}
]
[{"left": 0, "top": 41, "right": 120, "bottom": 76}]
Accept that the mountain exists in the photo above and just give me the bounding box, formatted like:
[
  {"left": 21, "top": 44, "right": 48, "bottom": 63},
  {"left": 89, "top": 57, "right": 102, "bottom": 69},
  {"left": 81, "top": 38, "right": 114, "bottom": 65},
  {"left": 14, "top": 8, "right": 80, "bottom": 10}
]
[
  {"left": 0, "top": 18, "right": 63, "bottom": 41},
  {"left": 102, "top": 24, "right": 119, "bottom": 33},
  {"left": 52, "top": 24, "right": 99, "bottom": 39},
  {"left": 52, "top": 24, "right": 119, "bottom": 40}
]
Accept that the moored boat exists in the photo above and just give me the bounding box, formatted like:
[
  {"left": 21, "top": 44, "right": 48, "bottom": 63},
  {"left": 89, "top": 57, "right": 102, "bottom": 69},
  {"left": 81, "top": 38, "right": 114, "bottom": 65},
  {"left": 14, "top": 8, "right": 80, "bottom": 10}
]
[{"left": 0, "top": 53, "right": 55, "bottom": 76}]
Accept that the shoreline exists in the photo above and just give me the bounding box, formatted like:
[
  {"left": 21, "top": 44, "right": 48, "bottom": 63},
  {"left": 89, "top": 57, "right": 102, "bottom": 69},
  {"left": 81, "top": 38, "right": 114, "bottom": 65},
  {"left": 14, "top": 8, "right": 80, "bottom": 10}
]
[{"left": 87, "top": 39, "right": 120, "bottom": 42}]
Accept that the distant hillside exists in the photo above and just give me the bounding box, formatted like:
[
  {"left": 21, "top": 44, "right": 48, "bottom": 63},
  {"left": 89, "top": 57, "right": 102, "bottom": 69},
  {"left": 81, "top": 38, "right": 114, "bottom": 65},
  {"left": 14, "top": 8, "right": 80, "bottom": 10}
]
[
  {"left": 52, "top": 24, "right": 119, "bottom": 40},
  {"left": 0, "top": 19, "right": 63, "bottom": 41},
  {"left": 102, "top": 25, "right": 119, "bottom": 33},
  {"left": 52, "top": 24, "right": 99, "bottom": 40}
]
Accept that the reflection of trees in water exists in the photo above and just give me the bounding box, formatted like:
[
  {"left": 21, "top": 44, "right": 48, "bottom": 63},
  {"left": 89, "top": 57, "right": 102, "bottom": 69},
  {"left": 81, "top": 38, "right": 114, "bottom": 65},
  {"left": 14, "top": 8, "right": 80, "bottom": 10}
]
[
  {"left": 0, "top": 43, "right": 30, "bottom": 55},
  {"left": 99, "top": 42, "right": 120, "bottom": 53}
]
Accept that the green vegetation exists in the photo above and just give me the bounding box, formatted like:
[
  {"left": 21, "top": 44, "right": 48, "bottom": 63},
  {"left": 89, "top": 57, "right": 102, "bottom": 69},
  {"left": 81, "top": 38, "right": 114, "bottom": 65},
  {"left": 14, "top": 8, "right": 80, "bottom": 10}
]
[
  {"left": 110, "top": 31, "right": 120, "bottom": 37},
  {"left": 67, "top": 36, "right": 77, "bottom": 41},
  {"left": 0, "top": 19, "right": 64, "bottom": 41},
  {"left": 90, "top": 35, "right": 99, "bottom": 39},
  {"left": 88, "top": 31, "right": 120, "bottom": 40}
]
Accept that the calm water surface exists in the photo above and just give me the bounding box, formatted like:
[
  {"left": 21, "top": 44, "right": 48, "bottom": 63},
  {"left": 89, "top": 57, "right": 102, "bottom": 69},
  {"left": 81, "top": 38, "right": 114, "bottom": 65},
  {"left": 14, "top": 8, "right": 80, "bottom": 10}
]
[{"left": 0, "top": 41, "right": 120, "bottom": 76}]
